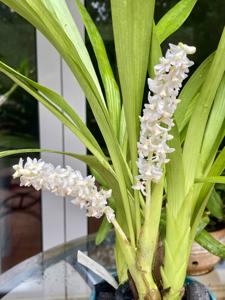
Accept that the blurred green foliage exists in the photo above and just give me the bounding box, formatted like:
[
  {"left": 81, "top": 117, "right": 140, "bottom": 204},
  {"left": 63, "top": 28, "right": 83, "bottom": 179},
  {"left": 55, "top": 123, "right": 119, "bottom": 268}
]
[{"left": 0, "top": 3, "right": 39, "bottom": 151}]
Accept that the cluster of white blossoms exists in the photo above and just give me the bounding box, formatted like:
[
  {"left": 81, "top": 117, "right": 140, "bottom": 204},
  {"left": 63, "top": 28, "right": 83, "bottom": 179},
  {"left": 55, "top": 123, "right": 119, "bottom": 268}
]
[
  {"left": 133, "top": 43, "right": 196, "bottom": 194},
  {"left": 13, "top": 158, "right": 115, "bottom": 223}
]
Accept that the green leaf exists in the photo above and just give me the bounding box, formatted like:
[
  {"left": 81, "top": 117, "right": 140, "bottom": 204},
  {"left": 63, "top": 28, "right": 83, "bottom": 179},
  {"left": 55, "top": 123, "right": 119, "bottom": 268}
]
[
  {"left": 175, "top": 53, "right": 214, "bottom": 133},
  {"left": 137, "top": 176, "right": 164, "bottom": 272},
  {"left": 115, "top": 236, "right": 128, "bottom": 284},
  {"left": 195, "top": 215, "right": 210, "bottom": 236},
  {"left": 207, "top": 189, "right": 224, "bottom": 220},
  {"left": 183, "top": 28, "right": 225, "bottom": 193},
  {"left": 166, "top": 124, "right": 185, "bottom": 215},
  {"left": 0, "top": 148, "right": 107, "bottom": 172},
  {"left": 215, "top": 183, "right": 225, "bottom": 191},
  {"left": 3, "top": 62, "right": 102, "bottom": 154},
  {"left": 156, "top": 0, "right": 197, "bottom": 43},
  {"left": 200, "top": 74, "right": 225, "bottom": 171},
  {"left": 148, "top": 22, "right": 162, "bottom": 77},
  {"left": 95, "top": 217, "right": 112, "bottom": 245},
  {"left": 162, "top": 189, "right": 194, "bottom": 294},
  {"left": 191, "top": 147, "right": 225, "bottom": 235},
  {"left": 195, "top": 229, "right": 225, "bottom": 258},
  {"left": 89, "top": 167, "right": 109, "bottom": 188},
  {"left": 203, "top": 122, "right": 225, "bottom": 174},
  {"left": 75, "top": 0, "right": 121, "bottom": 138},
  {"left": 0, "top": 61, "right": 112, "bottom": 172},
  {"left": 111, "top": 0, "right": 154, "bottom": 176},
  {"left": 119, "top": 107, "right": 128, "bottom": 156},
  {"left": 196, "top": 176, "right": 225, "bottom": 185}
]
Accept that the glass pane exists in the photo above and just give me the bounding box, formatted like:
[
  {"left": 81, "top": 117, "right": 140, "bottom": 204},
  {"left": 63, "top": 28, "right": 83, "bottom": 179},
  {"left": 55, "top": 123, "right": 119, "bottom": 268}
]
[{"left": 0, "top": 3, "right": 41, "bottom": 273}]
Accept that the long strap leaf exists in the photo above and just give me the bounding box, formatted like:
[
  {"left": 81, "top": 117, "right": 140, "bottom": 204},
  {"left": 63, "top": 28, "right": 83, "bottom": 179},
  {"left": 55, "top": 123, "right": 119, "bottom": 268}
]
[
  {"left": 0, "top": 148, "right": 116, "bottom": 182},
  {"left": 191, "top": 147, "right": 225, "bottom": 235},
  {"left": 1, "top": 62, "right": 104, "bottom": 155},
  {"left": 156, "top": 0, "right": 197, "bottom": 44},
  {"left": 207, "top": 188, "right": 224, "bottom": 220},
  {"left": 166, "top": 124, "right": 185, "bottom": 215},
  {"left": 148, "top": 22, "right": 162, "bottom": 77},
  {"left": 196, "top": 176, "right": 225, "bottom": 184},
  {"left": 200, "top": 74, "right": 225, "bottom": 171},
  {"left": 111, "top": 0, "right": 154, "bottom": 177},
  {"left": 195, "top": 229, "right": 225, "bottom": 258},
  {"left": 203, "top": 121, "right": 225, "bottom": 175},
  {"left": 75, "top": 0, "right": 121, "bottom": 138},
  {"left": 183, "top": 28, "right": 225, "bottom": 193},
  {"left": 175, "top": 53, "right": 214, "bottom": 132},
  {"left": 0, "top": 61, "right": 114, "bottom": 172}
]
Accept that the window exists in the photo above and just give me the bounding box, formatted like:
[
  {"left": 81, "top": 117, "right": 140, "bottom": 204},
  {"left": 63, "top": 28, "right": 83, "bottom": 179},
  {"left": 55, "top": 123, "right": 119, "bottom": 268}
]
[{"left": 0, "top": 3, "right": 41, "bottom": 273}]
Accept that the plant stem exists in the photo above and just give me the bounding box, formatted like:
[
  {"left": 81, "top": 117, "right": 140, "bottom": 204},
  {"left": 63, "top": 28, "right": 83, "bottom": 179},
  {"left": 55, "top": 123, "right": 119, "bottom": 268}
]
[
  {"left": 137, "top": 177, "right": 164, "bottom": 275},
  {"left": 115, "top": 232, "right": 161, "bottom": 300},
  {"left": 111, "top": 218, "right": 129, "bottom": 243},
  {"left": 161, "top": 193, "right": 192, "bottom": 300},
  {"left": 134, "top": 190, "right": 141, "bottom": 240}
]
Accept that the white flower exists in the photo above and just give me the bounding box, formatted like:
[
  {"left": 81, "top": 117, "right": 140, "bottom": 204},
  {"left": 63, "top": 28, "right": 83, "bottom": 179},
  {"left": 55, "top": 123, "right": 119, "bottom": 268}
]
[
  {"left": 133, "top": 43, "right": 196, "bottom": 194},
  {"left": 13, "top": 158, "right": 114, "bottom": 222},
  {"left": 104, "top": 206, "right": 115, "bottom": 223}
]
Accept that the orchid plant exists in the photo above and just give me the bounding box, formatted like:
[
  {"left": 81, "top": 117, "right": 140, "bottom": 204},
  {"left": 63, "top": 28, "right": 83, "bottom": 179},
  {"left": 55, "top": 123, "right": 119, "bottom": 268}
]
[{"left": 0, "top": 1, "right": 225, "bottom": 300}]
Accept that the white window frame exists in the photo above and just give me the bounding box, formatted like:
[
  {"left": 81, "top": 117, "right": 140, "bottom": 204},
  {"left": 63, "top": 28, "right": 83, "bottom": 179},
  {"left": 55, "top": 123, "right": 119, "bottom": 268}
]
[{"left": 36, "top": 0, "right": 87, "bottom": 250}]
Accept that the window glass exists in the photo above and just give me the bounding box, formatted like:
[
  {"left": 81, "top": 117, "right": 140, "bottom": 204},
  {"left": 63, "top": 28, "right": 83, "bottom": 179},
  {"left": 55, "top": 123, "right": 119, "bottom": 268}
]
[{"left": 0, "top": 3, "right": 41, "bottom": 273}]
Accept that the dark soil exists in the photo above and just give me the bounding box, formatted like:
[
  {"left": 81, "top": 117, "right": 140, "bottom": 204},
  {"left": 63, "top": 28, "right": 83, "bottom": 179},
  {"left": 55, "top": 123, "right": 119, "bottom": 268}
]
[
  {"left": 94, "top": 280, "right": 211, "bottom": 300},
  {"left": 95, "top": 281, "right": 134, "bottom": 300}
]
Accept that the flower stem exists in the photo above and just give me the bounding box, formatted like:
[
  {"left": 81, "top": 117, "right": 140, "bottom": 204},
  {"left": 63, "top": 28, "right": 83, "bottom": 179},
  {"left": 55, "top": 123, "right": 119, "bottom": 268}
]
[
  {"left": 115, "top": 231, "right": 161, "bottom": 300},
  {"left": 134, "top": 189, "right": 141, "bottom": 240},
  {"left": 111, "top": 218, "right": 129, "bottom": 243},
  {"left": 136, "top": 177, "right": 164, "bottom": 298}
]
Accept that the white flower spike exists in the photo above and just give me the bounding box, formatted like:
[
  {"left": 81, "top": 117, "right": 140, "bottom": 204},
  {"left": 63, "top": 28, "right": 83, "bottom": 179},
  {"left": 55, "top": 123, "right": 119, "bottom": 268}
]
[
  {"left": 13, "top": 158, "right": 114, "bottom": 222},
  {"left": 133, "top": 43, "right": 196, "bottom": 194}
]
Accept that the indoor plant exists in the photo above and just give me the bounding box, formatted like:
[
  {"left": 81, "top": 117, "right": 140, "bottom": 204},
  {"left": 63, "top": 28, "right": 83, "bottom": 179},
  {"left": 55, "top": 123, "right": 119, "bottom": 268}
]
[{"left": 0, "top": 0, "right": 224, "bottom": 299}]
